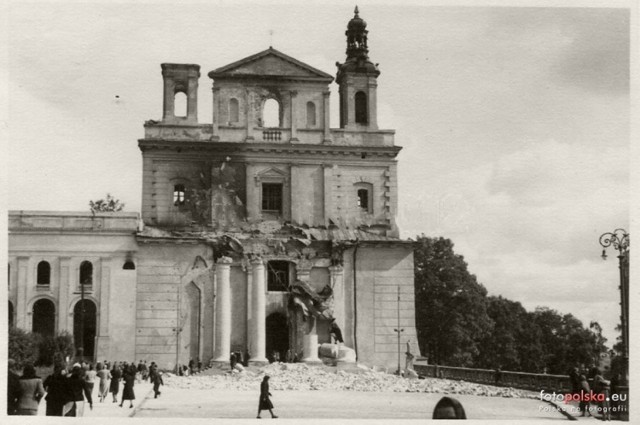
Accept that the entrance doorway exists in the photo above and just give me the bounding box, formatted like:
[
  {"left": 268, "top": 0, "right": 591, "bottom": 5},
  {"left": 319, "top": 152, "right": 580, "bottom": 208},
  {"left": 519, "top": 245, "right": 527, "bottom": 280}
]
[
  {"left": 266, "top": 313, "right": 289, "bottom": 362},
  {"left": 73, "top": 299, "right": 97, "bottom": 359},
  {"left": 32, "top": 299, "right": 55, "bottom": 337}
]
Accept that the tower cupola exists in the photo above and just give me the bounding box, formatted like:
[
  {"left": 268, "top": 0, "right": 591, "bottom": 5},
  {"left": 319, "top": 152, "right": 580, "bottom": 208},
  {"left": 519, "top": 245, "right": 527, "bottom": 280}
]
[{"left": 336, "top": 7, "right": 380, "bottom": 130}]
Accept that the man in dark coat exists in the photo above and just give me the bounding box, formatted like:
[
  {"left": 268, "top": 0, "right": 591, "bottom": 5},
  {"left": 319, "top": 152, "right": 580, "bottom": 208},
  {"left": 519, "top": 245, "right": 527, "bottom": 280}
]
[
  {"left": 7, "top": 359, "right": 21, "bottom": 415},
  {"left": 257, "top": 375, "right": 278, "bottom": 419}
]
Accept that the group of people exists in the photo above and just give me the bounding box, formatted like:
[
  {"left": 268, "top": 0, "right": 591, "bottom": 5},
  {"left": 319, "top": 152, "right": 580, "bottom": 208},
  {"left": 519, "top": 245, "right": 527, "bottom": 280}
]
[
  {"left": 568, "top": 366, "right": 614, "bottom": 420},
  {"left": 7, "top": 358, "right": 165, "bottom": 416}
]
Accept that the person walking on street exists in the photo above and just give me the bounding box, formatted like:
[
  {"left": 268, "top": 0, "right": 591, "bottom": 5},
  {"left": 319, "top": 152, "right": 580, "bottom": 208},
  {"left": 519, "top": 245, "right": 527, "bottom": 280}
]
[
  {"left": 16, "top": 363, "right": 45, "bottom": 416},
  {"left": 120, "top": 364, "right": 136, "bottom": 408},
  {"left": 96, "top": 362, "right": 111, "bottom": 402},
  {"left": 62, "top": 363, "right": 91, "bottom": 417},
  {"left": 257, "top": 375, "right": 278, "bottom": 419},
  {"left": 84, "top": 363, "right": 97, "bottom": 402},
  {"left": 110, "top": 363, "right": 122, "bottom": 403},
  {"left": 152, "top": 370, "right": 164, "bottom": 398},
  {"left": 43, "top": 365, "right": 67, "bottom": 416}
]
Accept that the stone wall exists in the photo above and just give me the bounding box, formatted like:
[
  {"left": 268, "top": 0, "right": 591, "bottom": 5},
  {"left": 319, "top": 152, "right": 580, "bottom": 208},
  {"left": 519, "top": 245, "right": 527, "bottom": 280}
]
[{"left": 342, "top": 244, "right": 418, "bottom": 368}]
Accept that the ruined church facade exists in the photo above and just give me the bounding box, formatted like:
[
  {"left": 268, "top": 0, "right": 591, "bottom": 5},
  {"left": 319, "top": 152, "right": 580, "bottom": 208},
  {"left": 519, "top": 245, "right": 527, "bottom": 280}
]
[{"left": 8, "top": 9, "right": 419, "bottom": 370}]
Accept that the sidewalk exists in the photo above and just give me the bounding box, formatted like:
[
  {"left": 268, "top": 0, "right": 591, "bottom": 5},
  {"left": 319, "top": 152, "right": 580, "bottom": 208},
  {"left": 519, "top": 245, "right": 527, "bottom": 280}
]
[{"left": 35, "top": 380, "right": 154, "bottom": 417}]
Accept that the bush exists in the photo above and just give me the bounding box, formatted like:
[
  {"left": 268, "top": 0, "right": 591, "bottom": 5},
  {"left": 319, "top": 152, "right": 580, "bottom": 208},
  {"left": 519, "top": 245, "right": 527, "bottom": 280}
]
[
  {"left": 36, "top": 331, "right": 75, "bottom": 367},
  {"left": 8, "top": 327, "right": 40, "bottom": 369}
]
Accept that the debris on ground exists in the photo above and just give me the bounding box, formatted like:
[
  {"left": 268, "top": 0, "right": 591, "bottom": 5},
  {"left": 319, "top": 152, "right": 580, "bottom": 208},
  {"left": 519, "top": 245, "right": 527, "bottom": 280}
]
[{"left": 164, "top": 363, "right": 538, "bottom": 399}]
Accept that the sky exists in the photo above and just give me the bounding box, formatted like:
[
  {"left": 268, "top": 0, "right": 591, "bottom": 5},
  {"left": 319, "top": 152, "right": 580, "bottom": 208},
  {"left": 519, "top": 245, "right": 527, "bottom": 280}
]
[{"left": 2, "top": 0, "right": 634, "bottom": 347}]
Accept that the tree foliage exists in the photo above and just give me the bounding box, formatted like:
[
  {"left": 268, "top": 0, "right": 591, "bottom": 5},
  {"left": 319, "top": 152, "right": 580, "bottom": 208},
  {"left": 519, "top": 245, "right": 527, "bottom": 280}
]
[
  {"left": 36, "top": 331, "right": 75, "bottom": 367},
  {"left": 414, "top": 235, "right": 609, "bottom": 373},
  {"left": 414, "top": 236, "right": 492, "bottom": 366},
  {"left": 9, "top": 327, "right": 40, "bottom": 369},
  {"left": 89, "top": 193, "right": 125, "bottom": 213}
]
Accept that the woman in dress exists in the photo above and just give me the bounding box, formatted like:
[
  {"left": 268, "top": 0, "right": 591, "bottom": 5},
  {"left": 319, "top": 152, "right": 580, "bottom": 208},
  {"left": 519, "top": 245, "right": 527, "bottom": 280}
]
[
  {"left": 16, "top": 363, "right": 45, "bottom": 416},
  {"left": 62, "top": 363, "right": 90, "bottom": 417},
  {"left": 120, "top": 364, "right": 136, "bottom": 408},
  {"left": 109, "top": 363, "right": 122, "bottom": 403},
  {"left": 84, "top": 363, "right": 97, "bottom": 403},
  {"left": 96, "top": 362, "right": 111, "bottom": 402},
  {"left": 256, "top": 375, "right": 278, "bottom": 419}
]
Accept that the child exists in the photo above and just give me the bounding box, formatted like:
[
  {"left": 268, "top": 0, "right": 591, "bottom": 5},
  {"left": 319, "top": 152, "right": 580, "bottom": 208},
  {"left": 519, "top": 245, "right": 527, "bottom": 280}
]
[{"left": 152, "top": 371, "right": 164, "bottom": 398}]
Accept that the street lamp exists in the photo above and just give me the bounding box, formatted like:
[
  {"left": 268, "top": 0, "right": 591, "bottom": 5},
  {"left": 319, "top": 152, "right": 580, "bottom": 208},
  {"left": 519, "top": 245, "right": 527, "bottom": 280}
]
[
  {"left": 393, "top": 286, "right": 404, "bottom": 375},
  {"left": 599, "top": 228, "right": 629, "bottom": 419}
]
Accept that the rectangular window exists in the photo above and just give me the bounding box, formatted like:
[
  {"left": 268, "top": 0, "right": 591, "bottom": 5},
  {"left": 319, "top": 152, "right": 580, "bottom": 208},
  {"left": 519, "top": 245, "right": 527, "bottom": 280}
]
[
  {"left": 267, "top": 261, "right": 290, "bottom": 292},
  {"left": 262, "top": 183, "right": 283, "bottom": 212}
]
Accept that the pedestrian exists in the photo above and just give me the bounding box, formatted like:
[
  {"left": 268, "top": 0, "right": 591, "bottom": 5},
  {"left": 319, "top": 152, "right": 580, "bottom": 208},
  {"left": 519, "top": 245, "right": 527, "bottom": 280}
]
[
  {"left": 188, "top": 358, "right": 195, "bottom": 375},
  {"left": 142, "top": 360, "right": 149, "bottom": 381},
  {"left": 152, "top": 370, "right": 164, "bottom": 398},
  {"left": 230, "top": 352, "right": 237, "bottom": 370},
  {"left": 592, "top": 367, "right": 611, "bottom": 421},
  {"left": 62, "top": 363, "right": 91, "bottom": 417},
  {"left": 579, "top": 370, "right": 592, "bottom": 417},
  {"left": 149, "top": 362, "right": 158, "bottom": 382},
  {"left": 432, "top": 396, "right": 466, "bottom": 419},
  {"left": 16, "top": 363, "right": 45, "bottom": 416},
  {"left": 405, "top": 339, "right": 415, "bottom": 372},
  {"left": 197, "top": 357, "right": 202, "bottom": 372},
  {"left": 43, "top": 365, "right": 67, "bottom": 416},
  {"left": 256, "top": 375, "right": 278, "bottom": 419},
  {"left": 120, "top": 364, "right": 136, "bottom": 408},
  {"left": 96, "top": 362, "right": 111, "bottom": 402},
  {"left": 7, "top": 359, "right": 21, "bottom": 415},
  {"left": 110, "top": 363, "right": 122, "bottom": 403},
  {"left": 84, "top": 363, "right": 97, "bottom": 401}
]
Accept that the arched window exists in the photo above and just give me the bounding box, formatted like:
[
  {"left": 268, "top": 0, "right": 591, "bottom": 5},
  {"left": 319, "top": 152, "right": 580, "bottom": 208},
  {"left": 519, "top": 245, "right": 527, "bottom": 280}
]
[
  {"left": 357, "top": 189, "right": 369, "bottom": 211},
  {"left": 173, "top": 184, "right": 186, "bottom": 206},
  {"left": 355, "top": 91, "right": 368, "bottom": 124},
  {"left": 37, "top": 261, "right": 51, "bottom": 285},
  {"left": 306, "top": 101, "right": 316, "bottom": 127},
  {"left": 174, "top": 91, "right": 187, "bottom": 117},
  {"left": 79, "top": 261, "right": 93, "bottom": 286},
  {"left": 263, "top": 98, "right": 280, "bottom": 128},
  {"left": 229, "top": 98, "right": 239, "bottom": 123}
]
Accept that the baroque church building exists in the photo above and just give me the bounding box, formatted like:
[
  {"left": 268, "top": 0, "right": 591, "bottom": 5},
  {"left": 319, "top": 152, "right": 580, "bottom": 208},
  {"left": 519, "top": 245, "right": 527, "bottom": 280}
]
[{"left": 8, "top": 8, "right": 419, "bottom": 370}]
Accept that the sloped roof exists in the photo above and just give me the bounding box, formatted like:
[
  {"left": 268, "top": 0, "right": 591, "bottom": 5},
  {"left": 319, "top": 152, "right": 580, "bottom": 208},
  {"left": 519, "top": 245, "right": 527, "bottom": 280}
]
[{"left": 208, "top": 47, "right": 333, "bottom": 82}]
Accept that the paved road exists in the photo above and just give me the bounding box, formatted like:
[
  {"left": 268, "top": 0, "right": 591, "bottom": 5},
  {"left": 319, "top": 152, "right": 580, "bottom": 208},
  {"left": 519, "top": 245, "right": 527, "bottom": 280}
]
[{"left": 134, "top": 386, "right": 570, "bottom": 420}]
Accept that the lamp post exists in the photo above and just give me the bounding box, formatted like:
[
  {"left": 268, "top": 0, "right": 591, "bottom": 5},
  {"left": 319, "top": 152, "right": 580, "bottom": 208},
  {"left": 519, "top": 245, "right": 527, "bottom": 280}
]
[
  {"left": 599, "top": 228, "right": 629, "bottom": 420},
  {"left": 393, "top": 286, "right": 404, "bottom": 375}
]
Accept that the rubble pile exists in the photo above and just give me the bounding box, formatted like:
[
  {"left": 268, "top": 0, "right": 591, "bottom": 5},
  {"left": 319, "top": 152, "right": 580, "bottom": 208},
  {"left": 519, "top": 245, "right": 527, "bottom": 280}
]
[{"left": 163, "top": 363, "right": 538, "bottom": 399}]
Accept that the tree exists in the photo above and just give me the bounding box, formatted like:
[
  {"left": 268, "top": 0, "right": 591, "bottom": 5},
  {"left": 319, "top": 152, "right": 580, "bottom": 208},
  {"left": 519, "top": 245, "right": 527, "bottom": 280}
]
[
  {"left": 89, "top": 193, "right": 125, "bottom": 213},
  {"left": 8, "top": 327, "right": 40, "bottom": 369},
  {"left": 414, "top": 236, "right": 492, "bottom": 366}
]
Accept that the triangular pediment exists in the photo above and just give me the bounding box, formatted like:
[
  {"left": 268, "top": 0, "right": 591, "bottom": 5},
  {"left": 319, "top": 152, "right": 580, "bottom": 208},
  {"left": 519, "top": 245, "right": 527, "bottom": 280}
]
[{"left": 209, "top": 48, "right": 333, "bottom": 82}]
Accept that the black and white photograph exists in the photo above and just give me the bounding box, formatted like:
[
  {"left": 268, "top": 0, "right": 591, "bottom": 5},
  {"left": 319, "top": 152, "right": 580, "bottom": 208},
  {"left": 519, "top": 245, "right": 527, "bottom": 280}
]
[{"left": 3, "top": 0, "right": 635, "bottom": 421}]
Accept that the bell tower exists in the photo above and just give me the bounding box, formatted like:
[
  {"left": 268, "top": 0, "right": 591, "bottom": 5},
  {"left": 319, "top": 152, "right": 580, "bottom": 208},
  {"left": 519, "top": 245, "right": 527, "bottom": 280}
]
[
  {"left": 161, "top": 63, "right": 200, "bottom": 124},
  {"left": 336, "top": 7, "right": 380, "bottom": 130}
]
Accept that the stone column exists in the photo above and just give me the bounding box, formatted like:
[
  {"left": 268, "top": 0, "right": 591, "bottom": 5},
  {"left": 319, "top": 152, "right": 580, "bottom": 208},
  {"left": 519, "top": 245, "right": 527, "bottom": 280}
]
[
  {"left": 213, "top": 257, "right": 233, "bottom": 363},
  {"left": 323, "top": 164, "right": 333, "bottom": 226},
  {"left": 290, "top": 90, "right": 298, "bottom": 141},
  {"left": 323, "top": 91, "right": 331, "bottom": 143},
  {"left": 297, "top": 260, "right": 321, "bottom": 364},
  {"left": 16, "top": 257, "right": 29, "bottom": 329},
  {"left": 249, "top": 258, "right": 268, "bottom": 364},
  {"left": 329, "top": 265, "right": 345, "bottom": 330},
  {"left": 211, "top": 87, "right": 220, "bottom": 140}
]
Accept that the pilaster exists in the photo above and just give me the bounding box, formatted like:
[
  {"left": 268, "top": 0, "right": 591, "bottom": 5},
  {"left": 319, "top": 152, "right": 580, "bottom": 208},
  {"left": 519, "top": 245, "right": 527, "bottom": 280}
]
[
  {"left": 16, "top": 257, "right": 29, "bottom": 329},
  {"left": 323, "top": 91, "right": 331, "bottom": 143},
  {"left": 211, "top": 87, "right": 220, "bottom": 140},
  {"left": 290, "top": 90, "right": 298, "bottom": 141}
]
